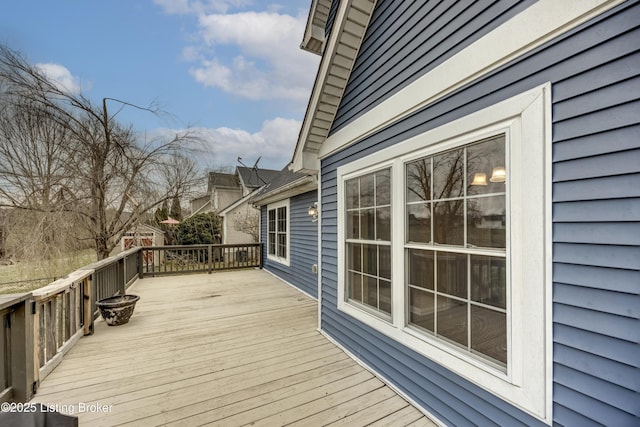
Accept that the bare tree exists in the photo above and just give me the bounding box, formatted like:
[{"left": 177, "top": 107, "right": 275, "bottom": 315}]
[
  {"left": 232, "top": 208, "right": 260, "bottom": 243},
  {"left": 0, "top": 45, "right": 201, "bottom": 259}
]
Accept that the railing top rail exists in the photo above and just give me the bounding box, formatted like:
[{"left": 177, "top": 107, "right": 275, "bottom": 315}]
[
  {"left": 0, "top": 292, "right": 31, "bottom": 312},
  {"left": 143, "top": 243, "right": 261, "bottom": 250},
  {"left": 80, "top": 246, "right": 141, "bottom": 272},
  {"left": 31, "top": 269, "right": 94, "bottom": 301}
]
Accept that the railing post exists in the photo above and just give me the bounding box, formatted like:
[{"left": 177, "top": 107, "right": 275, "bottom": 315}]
[
  {"left": 118, "top": 258, "right": 126, "bottom": 296},
  {"left": 9, "top": 297, "right": 35, "bottom": 402},
  {"left": 208, "top": 245, "right": 213, "bottom": 274},
  {"left": 138, "top": 248, "right": 144, "bottom": 279},
  {"left": 83, "top": 276, "right": 94, "bottom": 336},
  {"left": 122, "top": 253, "right": 128, "bottom": 292}
]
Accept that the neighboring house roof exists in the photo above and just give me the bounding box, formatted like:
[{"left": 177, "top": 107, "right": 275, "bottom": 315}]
[
  {"left": 191, "top": 167, "right": 287, "bottom": 215},
  {"left": 236, "top": 167, "right": 282, "bottom": 189},
  {"left": 292, "top": 0, "right": 378, "bottom": 173},
  {"left": 250, "top": 167, "right": 317, "bottom": 206},
  {"left": 208, "top": 172, "right": 239, "bottom": 190},
  {"left": 188, "top": 199, "right": 211, "bottom": 217}
]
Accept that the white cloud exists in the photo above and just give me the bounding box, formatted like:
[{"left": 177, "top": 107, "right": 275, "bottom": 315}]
[
  {"left": 188, "top": 11, "right": 317, "bottom": 102},
  {"left": 153, "top": 0, "right": 252, "bottom": 15},
  {"left": 148, "top": 117, "right": 300, "bottom": 170},
  {"left": 34, "top": 63, "right": 84, "bottom": 95}
]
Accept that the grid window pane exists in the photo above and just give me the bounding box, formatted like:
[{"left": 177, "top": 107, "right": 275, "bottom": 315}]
[
  {"left": 361, "top": 208, "right": 375, "bottom": 240},
  {"left": 433, "top": 148, "right": 464, "bottom": 200},
  {"left": 434, "top": 200, "right": 464, "bottom": 245},
  {"left": 467, "top": 195, "right": 506, "bottom": 249},
  {"left": 268, "top": 233, "right": 275, "bottom": 255},
  {"left": 268, "top": 210, "right": 275, "bottom": 232},
  {"left": 437, "top": 296, "right": 467, "bottom": 347},
  {"left": 363, "top": 275, "right": 378, "bottom": 308},
  {"left": 379, "top": 280, "right": 391, "bottom": 314},
  {"left": 409, "top": 288, "right": 434, "bottom": 332},
  {"left": 407, "top": 203, "right": 431, "bottom": 243},
  {"left": 362, "top": 244, "right": 378, "bottom": 276},
  {"left": 376, "top": 207, "right": 391, "bottom": 240},
  {"left": 277, "top": 234, "right": 286, "bottom": 258},
  {"left": 346, "top": 180, "right": 359, "bottom": 209},
  {"left": 347, "top": 211, "right": 360, "bottom": 239},
  {"left": 437, "top": 252, "right": 467, "bottom": 298},
  {"left": 471, "top": 306, "right": 507, "bottom": 365},
  {"left": 470, "top": 255, "right": 506, "bottom": 309},
  {"left": 347, "top": 243, "right": 362, "bottom": 272},
  {"left": 349, "top": 271, "right": 362, "bottom": 301},
  {"left": 360, "top": 174, "right": 375, "bottom": 207},
  {"left": 379, "top": 245, "right": 391, "bottom": 280},
  {"left": 467, "top": 135, "right": 506, "bottom": 196},
  {"left": 408, "top": 249, "right": 434, "bottom": 290},
  {"left": 406, "top": 158, "right": 431, "bottom": 203},
  {"left": 277, "top": 207, "right": 287, "bottom": 231},
  {"left": 376, "top": 169, "right": 391, "bottom": 205}
]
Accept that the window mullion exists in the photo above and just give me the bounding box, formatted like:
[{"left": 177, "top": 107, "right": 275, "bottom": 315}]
[{"left": 392, "top": 158, "right": 405, "bottom": 328}]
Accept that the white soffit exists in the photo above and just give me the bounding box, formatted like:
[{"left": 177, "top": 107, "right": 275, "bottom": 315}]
[
  {"left": 301, "top": 0, "right": 333, "bottom": 54},
  {"left": 293, "top": 0, "right": 377, "bottom": 173}
]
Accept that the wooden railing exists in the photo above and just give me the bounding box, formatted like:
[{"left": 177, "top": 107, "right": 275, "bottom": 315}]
[
  {"left": 139, "top": 243, "right": 262, "bottom": 277},
  {"left": 0, "top": 247, "right": 140, "bottom": 403},
  {"left": 0, "top": 243, "right": 263, "bottom": 403}
]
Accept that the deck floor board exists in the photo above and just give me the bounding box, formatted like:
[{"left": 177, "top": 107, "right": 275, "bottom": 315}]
[{"left": 32, "top": 270, "right": 437, "bottom": 426}]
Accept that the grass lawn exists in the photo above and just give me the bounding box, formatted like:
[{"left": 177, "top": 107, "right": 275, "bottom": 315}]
[{"left": 0, "top": 250, "right": 97, "bottom": 294}]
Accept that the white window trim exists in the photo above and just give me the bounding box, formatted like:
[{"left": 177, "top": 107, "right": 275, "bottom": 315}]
[
  {"left": 266, "top": 199, "right": 290, "bottom": 267},
  {"left": 336, "top": 83, "right": 552, "bottom": 423}
]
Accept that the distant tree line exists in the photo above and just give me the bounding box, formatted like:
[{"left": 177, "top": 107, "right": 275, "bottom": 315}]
[{"left": 0, "top": 45, "right": 201, "bottom": 260}]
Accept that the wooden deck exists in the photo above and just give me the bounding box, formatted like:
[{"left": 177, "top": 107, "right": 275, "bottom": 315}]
[{"left": 31, "top": 269, "right": 436, "bottom": 426}]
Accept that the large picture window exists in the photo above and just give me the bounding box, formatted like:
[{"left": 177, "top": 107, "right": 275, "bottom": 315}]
[
  {"left": 336, "top": 84, "right": 551, "bottom": 420},
  {"left": 267, "top": 200, "right": 289, "bottom": 265}
]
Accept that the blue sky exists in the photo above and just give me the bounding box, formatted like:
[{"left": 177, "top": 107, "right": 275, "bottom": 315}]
[{"left": 0, "top": 0, "right": 319, "bottom": 170}]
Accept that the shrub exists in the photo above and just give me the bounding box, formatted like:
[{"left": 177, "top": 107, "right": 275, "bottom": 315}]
[{"left": 174, "top": 212, "right": 221, "bottom": 245}]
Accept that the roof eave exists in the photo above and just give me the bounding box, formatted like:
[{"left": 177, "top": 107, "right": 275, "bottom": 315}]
[
  {"left": 301, "top": 0, "right": 333, "bottom": 55},
  {"left": 251, "top": 175, "right": 317, "bottom": 206},
  {"left": 292, "top": 0, "right": 377, "bottom": 174}
]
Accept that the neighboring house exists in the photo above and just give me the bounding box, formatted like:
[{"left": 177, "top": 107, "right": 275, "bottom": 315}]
[
  {"left": 251, "top": 168, "right": 319, "bottom": 298},
  {"left": 287, "top": 1, "right": 639, "bottom": 426},
  {"left": 190, "top": 166, "right": 281, "bottom": 244}
]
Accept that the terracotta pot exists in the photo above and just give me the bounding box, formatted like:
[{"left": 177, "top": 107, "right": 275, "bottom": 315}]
[{"left": 96, "top": 295, "right": 140, "bottom": 326}]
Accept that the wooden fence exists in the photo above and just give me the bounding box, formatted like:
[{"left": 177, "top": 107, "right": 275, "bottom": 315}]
[{"left": 0, "top": 243, "right": 262, "bottom": 403}]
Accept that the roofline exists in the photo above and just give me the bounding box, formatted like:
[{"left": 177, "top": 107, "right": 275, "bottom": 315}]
[
  {"left": 301, "top": 0, "right": 333, "bottom": 55},
  {"left": 187, "top": 199, "right": 211, "bottom": 218},
  {"left": 218, "top": 191, "right": 256, "bottom": 216},
  {"left": 251, "top": 175, "right": 317, "bottom": 206},
  {"left": 292, "top": 0, "right": 378, "bottom": 173}
]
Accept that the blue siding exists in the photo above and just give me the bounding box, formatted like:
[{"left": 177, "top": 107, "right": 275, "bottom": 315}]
[
  {"left": 261, "top": 191, "right": 319, "bottom": 298},
  {"left": 332, "top": 0, "right": 537, "bottom": 132},
  {"left": 325, "top": 0, "right": 340, "bottom": 39},
  {"left": 320, "top": 1, "right": 640, "bottom": 426}
]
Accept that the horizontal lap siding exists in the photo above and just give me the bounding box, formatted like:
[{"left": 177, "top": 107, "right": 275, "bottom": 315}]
[
  {"left": 262, "top": 192, "right": 319, "bottom": 298},
  {"left": 321, "top": 1, "right": 640, "bottom": 426},
  {"left": 326, "top": 0, "right": 340, "bottom": 39},
  {"left": 332, "top": 0, "right": 537, "bottom": 131}
]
